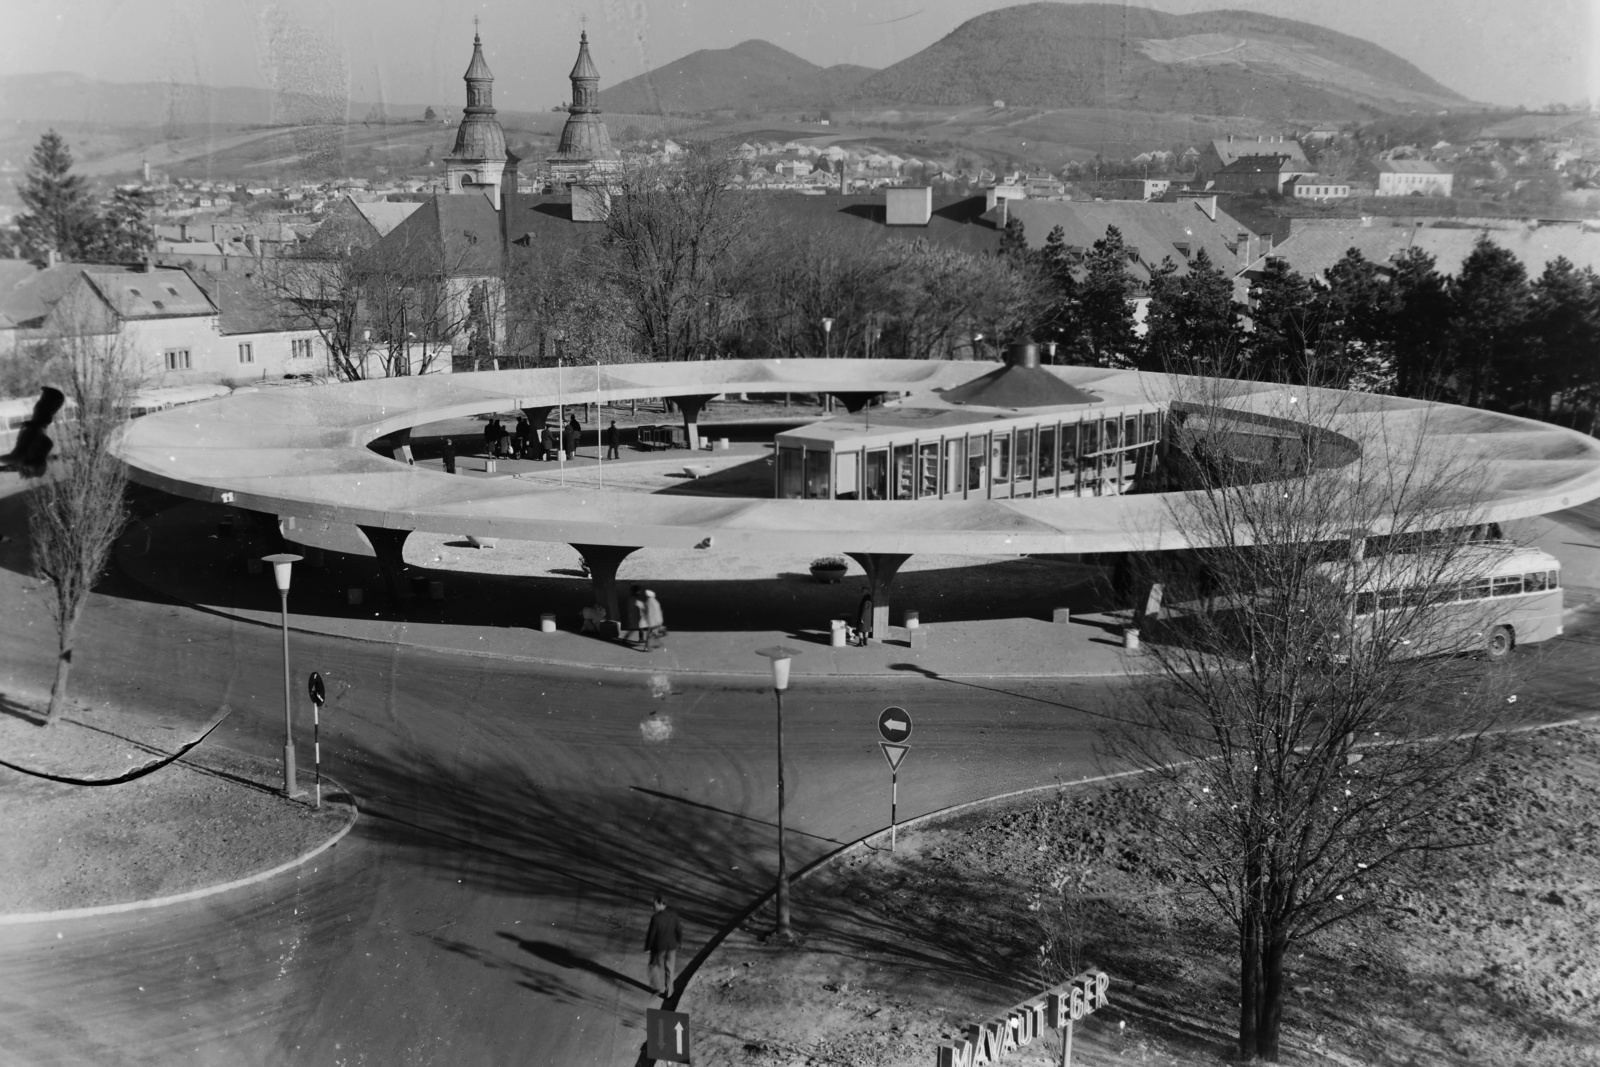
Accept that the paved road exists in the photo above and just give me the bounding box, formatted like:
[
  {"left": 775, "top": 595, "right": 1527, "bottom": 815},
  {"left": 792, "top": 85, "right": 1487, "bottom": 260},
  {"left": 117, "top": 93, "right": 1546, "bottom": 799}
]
[
  {"left": 0, "top": 486, "right": 1112, "bottom": 1066},
  {"left": 0, "top": 485, "right": 1595, "bottom": 1066}
]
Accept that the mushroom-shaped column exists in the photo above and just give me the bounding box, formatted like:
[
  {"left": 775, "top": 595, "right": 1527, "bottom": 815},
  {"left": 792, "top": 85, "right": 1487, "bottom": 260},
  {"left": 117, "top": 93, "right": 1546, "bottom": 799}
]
[
  {"left": 845, "top": 552, "right": 911, "bottom": 643},
  {"left": 827, "top": 392, "right": 884, "bottom": 414},
  {"left": 673, "top": 394, "right": 718, "bottom": 451},
  {"left": 572, "top": 543, "right": 639, "bottom": 630},
  {"left": 359, "top": 525, "right": 413, "bottom": 604}
]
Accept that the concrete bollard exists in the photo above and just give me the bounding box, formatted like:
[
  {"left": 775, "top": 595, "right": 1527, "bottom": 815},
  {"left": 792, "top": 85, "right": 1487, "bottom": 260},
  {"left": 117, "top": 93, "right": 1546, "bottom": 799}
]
[
  {"left": 1051, "top": 607, "right": 1073, "bottom": 624},
  {"left": 718, "top": 438, "right": 731, "bottom": 450},
  {"left": 484, "top": 457, "right": 497, "bottom": 473},
  {"left": 540, "top": 613, "right": 557, "bottom": 633},
  {"left": 1123, "top": 626, "right": 1141, "bottom": 651},
  {"left": 909, "top": 628, "right": 929, "bottom": 649},
  {"left": 830, "top": 619, "right": 847, "bottom": 648},
  {"left": 903, "top": 609, "right": 920, "bottom": 629}
]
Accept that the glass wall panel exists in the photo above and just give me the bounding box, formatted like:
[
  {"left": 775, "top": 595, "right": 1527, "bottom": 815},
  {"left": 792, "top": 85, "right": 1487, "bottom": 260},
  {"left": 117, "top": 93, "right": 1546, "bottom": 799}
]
[
  {"left": 778, "top": 446, "right": 803, "bottom": 499},
  {"left": 1038, "top": 427, "right": 1056, "bottom": 484},
  {"left": 804, "top": 449, "right": 832, "bottom": 499},
  {"left": 1103, "top": 418, "right": 1120, "bottom": 450},
  {"left": 835, "top": 451, "right": 859, "bottom": 498},
  {"left": 967, "top": 434, "right": 988, "bottom": 494},
  {"left": 918, "top": 443, "right": 939, "bottom": 498},
  {"left": 1059, "top": 422, "right": 1079, "bottom": 494},
  {"left": 865, "top": 450, "right": 888, "bottom": 500},
  {"left": 1081, "top": 420, "right": 1100, "bottom": 456},
  {"left": 943, "top": 438, "right": 965, "bottom": 498},
  {"left": 991, "top": 433, "right": 1010, "bottom": 484},
  {"left": 1124, "top": 415, "right": 1138, "bottom": 446},
  {"left": 892, "top": 445, "right": 915, "bottom": 500},
  {"left": 1142, "top": 411, "right": 1159, "bottom": 446},
  {"left": 1016, "top": 428, "right": 1035, "bottom": 484}
]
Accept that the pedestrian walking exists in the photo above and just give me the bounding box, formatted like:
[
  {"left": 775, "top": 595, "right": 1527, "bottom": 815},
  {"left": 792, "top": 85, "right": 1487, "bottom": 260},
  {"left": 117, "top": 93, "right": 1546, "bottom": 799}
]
[
  {"left": 563, "top": 415, "right": 581, "bottom": 459},
  {"left": 441, "top": 438, "right": 456, "bottom": 475},
  {"left": 542, "top": 426, "right": 558, "bottom": 461},
  {"left": 513, "top": 416, "right": 529, "bottom": 459},
  {"left": 621, "top": 584, "right": 648, "bottom": 649},
  {"left": 645, "top": 892, "right": 684, "bottom": 999},
  {"left": 606, "top": 420, "right": 621, "bottom": 460},
  {"left": 644, "top": 588, "right": 666, "bottom": 652},
  {"left": 855, "top": 587, "right": 874, "bottom": 645}
]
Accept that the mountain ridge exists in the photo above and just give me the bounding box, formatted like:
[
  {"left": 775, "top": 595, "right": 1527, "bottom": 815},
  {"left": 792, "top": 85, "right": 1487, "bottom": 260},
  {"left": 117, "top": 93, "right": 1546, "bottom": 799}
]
[{"left": 598, "top": 39, "right": 874, "bottom": 115}]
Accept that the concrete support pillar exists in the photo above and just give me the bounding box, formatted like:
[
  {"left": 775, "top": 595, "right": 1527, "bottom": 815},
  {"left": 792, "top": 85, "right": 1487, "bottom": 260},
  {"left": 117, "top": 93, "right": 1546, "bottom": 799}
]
[
  {"left": 845, "top": 551, "right": 911, "bottom": 643},
  {"left": 359, "top": 525, "right": 413, "bottom": 604},
  {"left": 673, "top": 394, "right": 717, "bottom": 451},
  {"left": 828, "top": 392, "right": 884, "bottom": 414},
  {"left": 522, "top": 406, "right": 554, "bottom": 444},
  {"left": 572, "top": 543, "right": 639, "bottom": 627}
]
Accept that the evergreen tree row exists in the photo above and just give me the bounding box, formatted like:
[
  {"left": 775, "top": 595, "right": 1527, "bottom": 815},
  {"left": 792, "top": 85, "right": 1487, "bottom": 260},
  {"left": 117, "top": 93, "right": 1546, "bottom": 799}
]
[{"left": 12, "top": 131, "right": 154, "bottom": 265}]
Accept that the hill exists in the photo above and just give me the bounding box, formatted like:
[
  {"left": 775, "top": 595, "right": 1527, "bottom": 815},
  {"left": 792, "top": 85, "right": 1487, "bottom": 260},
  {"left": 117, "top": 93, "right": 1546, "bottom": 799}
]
[
  {"left": 598, "top": 40, "right": 874, "bottom": 115},
  {"left": 857, "top": 3, "right": 1473, "bottom": 119}
]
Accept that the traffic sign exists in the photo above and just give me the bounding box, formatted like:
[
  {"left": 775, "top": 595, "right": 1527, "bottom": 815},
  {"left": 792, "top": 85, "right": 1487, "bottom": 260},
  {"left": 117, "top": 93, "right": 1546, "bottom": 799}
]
[
  {"left": 646, "top": 1007, "right": 692, "bottom": 1063},
  {"left": 307, "top": 671, "right": 326, "bottom": 707},
  {"left": 878, "top": 706, "right": 912, "bottom": 743},
  {"left": 881, "top": 742, "right": 909, "bottom": 771}
]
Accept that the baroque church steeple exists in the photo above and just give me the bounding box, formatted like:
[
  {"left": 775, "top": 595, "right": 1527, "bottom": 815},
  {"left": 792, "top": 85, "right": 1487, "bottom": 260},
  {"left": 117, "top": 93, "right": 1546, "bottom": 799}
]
[
  {"left": 445, "top": 25, "right": 519, "bottom": 209},
  {"left": 547, "top": 29, "right": 620, "bottom": 188}
]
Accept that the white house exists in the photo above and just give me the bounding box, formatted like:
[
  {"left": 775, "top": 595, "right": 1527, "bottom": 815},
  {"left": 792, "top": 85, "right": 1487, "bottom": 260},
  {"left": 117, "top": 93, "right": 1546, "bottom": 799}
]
[{"left": 1376, "top": 160, "right": 1454, "bottom": 197}]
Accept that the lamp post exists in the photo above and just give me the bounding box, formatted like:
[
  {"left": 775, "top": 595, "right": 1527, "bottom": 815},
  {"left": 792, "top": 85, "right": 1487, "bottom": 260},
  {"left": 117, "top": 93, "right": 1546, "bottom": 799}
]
[
  {"left": 821, "top": 317, "right": 835, "bottom": 359},
  {"left": 755, "top": 644, "right": 804, "bottom": 938},
  {"left": 263, "top": 552, "right": 304, "bottom": 798},
  {"left": 972, "top": 332, "right": 985, "bottom": 361}
]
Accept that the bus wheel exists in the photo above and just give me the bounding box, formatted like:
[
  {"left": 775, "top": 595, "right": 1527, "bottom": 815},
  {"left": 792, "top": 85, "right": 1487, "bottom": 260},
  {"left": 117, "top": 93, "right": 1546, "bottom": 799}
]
[{"left": 1485, "top": 625, "right": 1514, "bottom": 661}]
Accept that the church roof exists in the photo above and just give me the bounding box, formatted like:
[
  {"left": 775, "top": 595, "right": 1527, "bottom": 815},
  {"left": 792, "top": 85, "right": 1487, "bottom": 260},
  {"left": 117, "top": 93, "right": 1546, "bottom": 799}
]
[
  {"left": 570, "top": 31, "right": 599, "bottom": 80},
  {"left": 450, "top": 114, "right": 510, "bottom": 162},
  {"left": 372, "top": 193, "right": 504, "bottom": 276},
  {"left": 937, "top": 363, "right": 1100, "bottom": 409},
  {"left": 550, "top": 113, "right": 619, "bottom": 162},
  {"left": 465, "top": 33, "right": 493, "bottom": 82}
]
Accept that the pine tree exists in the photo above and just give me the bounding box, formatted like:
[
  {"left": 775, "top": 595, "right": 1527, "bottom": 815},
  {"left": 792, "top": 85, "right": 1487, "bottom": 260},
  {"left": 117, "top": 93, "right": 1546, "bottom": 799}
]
[
  {"left": 1450, "top": 236, "right": 1530, "bottom": 409},
  {"left": 1074, "top": 225, "right": 1138, "bottom": 368},
  {"left": 15, "top": 130, "right": 99, "bottom": 260},
  {"left": 1142, "top": 247, "right": 1241, "bottom": 374},
  {"left": 1526, "top": 257, "right": 1600, "bottom": 424},
  {"left": 1248, "top": 257, "right": 1321, "bottom": 383},
  {"left": 81, "top": 188, "right": 152, "bottom": 264},
  {"left": 1386, "top": 248, "right": 1452, "bottom": 400}
]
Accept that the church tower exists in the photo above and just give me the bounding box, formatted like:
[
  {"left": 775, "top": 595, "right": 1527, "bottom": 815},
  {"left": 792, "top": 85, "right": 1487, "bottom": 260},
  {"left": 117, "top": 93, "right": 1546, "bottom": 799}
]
[
  {"left": 546, "top": 30, "right": 621, "bottom": 188},
  {"left": 444, "top": 28, "right": 519, "bottom": 208}
]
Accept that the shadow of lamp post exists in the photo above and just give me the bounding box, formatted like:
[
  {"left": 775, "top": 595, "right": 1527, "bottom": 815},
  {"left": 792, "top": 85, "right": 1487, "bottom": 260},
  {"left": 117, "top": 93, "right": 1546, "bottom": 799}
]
[
  {"left": 263, "top": 552, "right": 304, "bottom": 798},
  {"left": 755, "top": 644, "right": 804, "bottom": 938}
]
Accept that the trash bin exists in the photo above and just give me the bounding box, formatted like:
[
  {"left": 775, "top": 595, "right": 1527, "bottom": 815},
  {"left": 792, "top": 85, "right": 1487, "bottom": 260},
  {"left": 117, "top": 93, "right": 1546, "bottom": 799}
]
[
  {"left": 830, "top": 619, "right": 847, "bottom": 648},
  {"left": 540, "top": 612, "right": 557, "bottom": 633},
  {"left": 718, "top": 438, "right": 731, "bottom": 450},
  {"left": 903, "top": 609, "right": 920, "bottom": 630},
  {"left": 1123, "top": 626, "right": 1141, "bottom": 651}
]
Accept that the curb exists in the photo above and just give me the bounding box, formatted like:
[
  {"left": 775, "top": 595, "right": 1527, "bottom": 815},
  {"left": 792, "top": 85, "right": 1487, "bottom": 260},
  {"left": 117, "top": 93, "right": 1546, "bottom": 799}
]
[{"left": 0, "top": 782, "right": 359, "bottom": 927}]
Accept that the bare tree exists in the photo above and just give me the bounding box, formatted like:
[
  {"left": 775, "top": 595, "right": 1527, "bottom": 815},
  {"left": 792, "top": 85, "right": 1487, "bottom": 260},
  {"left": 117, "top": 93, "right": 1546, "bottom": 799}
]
[
  {"left": 598, "top": 143, "right": 764, "bottom": 362},
  {"left": 504, "top": 242, "right": 637, "bottom": 367},
  {"left": 1105, "top": 380, "right": 1518, "bottom": 1060},
  {"left": 262, "top": 244, "right": 365, "bottom": 380},
  {"left": 25, "top": 291, "right": 138, "bottom": 724}
]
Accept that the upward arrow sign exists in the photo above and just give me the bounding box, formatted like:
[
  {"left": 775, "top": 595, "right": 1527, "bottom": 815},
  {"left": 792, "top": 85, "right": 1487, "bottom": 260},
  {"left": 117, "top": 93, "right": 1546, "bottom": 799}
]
[{"left": 675, "top": 1021, "right": 684, "bottom": 1054}]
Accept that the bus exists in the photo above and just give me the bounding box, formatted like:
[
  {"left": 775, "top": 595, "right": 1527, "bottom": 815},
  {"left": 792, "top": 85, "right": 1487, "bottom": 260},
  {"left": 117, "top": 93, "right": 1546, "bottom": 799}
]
[{"left": 1318, "top": 542, "right": 1563, "bottom": 662}]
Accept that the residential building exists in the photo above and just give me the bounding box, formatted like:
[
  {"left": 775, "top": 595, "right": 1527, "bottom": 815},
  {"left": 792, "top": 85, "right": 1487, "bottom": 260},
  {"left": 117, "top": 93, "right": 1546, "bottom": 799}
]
[
  {"left": 1375, "top": 160, "right": 1454, "bottom": 197},
  {"left": 1283, "top": 174, "right": 1351, "bottom": 200},
  {"left": 1198, "top": 135, "right": 1311, "bottom": 183}
]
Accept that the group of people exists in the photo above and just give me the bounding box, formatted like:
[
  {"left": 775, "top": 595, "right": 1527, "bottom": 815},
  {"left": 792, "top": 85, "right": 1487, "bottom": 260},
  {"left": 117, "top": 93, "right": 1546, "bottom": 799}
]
[
  {"left": 478, "top": 415, "right": 624, "bottom": 463},
  {"left": 578, "top": 584, "right": 667, "bottom": 651}
]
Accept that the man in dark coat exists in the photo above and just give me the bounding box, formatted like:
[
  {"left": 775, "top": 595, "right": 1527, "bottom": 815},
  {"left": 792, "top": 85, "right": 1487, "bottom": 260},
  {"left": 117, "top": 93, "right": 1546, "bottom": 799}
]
[
  {"left": 563, "top": 416, "right": 581, "bottom": 459},
  {"left": 513, "top": 416, "right": 529, "bottom": 459},
  {"left": 606, "top": 420, "right": 621, "bottom": 460},
  {"left": 441, "top": 438, "right": 456, "bottom": 475},
  {"left": 645, "top": 892, "right": 684, "bottom": 999}
]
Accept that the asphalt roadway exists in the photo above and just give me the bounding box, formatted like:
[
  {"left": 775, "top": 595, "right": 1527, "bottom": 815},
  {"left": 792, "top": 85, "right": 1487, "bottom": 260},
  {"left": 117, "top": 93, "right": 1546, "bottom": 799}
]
[{"left": 0, "top": 483, "right": 1597, "bottom": 1067}]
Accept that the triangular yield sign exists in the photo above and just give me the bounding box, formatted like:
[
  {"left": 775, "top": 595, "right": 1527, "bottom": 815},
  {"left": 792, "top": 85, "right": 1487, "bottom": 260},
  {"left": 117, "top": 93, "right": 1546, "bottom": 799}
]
[{"left": 880, "top": 741, "right": 910, "bottom": 771}]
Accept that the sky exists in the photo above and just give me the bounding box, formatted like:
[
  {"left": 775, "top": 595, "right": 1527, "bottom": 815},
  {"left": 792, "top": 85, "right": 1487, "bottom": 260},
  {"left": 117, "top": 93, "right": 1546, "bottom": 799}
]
[{"left": 0, "top": 0, "right": 1593, "bottom": 114}]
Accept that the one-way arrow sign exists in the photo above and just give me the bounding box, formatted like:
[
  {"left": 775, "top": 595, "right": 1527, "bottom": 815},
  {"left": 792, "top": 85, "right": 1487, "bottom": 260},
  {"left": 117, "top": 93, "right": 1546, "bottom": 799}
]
[
  {"left": 878, "top": 706, "right": 913, "bottom": 743},
  {"left": 881, "top": 741, "right": 910, "bottom": 771},
  {"left": 646, "top": 1007, "right": 692, "bottom": 1063}
]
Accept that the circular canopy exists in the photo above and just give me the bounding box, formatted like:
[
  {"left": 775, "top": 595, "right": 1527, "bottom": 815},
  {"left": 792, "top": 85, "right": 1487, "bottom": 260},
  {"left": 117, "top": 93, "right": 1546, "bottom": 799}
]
[{"left": 114, "top": 360, "right": 1600, "bottom": 556}]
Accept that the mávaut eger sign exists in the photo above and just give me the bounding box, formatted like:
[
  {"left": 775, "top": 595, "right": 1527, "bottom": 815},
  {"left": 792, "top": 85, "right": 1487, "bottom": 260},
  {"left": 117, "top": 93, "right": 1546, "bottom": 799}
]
[{"left": 935, "top": 969, "right": 1110, "bottom": 1067}]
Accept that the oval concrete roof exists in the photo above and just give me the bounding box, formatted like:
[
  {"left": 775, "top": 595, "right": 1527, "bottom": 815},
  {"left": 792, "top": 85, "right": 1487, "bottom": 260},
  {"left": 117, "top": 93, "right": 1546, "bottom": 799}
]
[{"left": 114, "top": 360, "right": 1600, "bottom": 556}]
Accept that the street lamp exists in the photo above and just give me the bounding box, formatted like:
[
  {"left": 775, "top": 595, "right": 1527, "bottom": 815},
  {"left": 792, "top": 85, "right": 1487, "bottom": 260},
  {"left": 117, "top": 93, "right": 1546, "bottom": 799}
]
[
  {"left": 972, "top": 332, "right": 985, "bottom": 361},
  {"left": 1043, "top": 340, "right": 1058, "bottom": 365},
  {"left": 821, "top": 317, "right": 835, "bottom": 359},
  {"left": 263, "top": 552, "right": 304, "bottom": 798},
  {"left": 755, "top": 644, "right": 804, "bottom": 938}
]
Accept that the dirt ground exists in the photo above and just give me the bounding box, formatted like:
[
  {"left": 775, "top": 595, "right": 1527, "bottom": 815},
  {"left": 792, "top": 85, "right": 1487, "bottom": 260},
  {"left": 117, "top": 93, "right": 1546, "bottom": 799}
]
[
  {"left": 0, "top": 696, "right": 355, "bottom": 913},
  {"left": 685, "top": 722, "right": 1600, "bottom": 1067}
]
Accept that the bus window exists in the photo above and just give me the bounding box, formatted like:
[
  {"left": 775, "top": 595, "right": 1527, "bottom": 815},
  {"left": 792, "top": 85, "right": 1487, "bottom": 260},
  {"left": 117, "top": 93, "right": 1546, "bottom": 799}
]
[
  {"left": 865, "top": 450, "right": 888, "bottom": 500},
  {"left": 943, "top": 438, "right": 965, "bottom": 497},
  {"left": 778, "top": 447, "right": 803, "bottom": 499},
  {"left": 1464, "top": 579, "right": 1491, "bottom": 601},
  {"left": 1524, "top": 571, "right": 1549, "bottom": 592},
  {"left": 1378, "top": 589, "right": 1403, "bottom": 611},
  {"left": 892, "top": 445, "right": 915, "bottom": 499},
  {"left": 1491, "top": 575, "right": 1522, "bottom": 597},
  {"left": 804, "top": 450, "right": 832, "bottom": 499}
]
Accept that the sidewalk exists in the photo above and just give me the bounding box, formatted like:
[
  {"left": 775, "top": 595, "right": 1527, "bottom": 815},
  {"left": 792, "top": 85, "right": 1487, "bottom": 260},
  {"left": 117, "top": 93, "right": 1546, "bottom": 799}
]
[{"left": 118, "top": 498, "right": 1143, "bottom": 681}]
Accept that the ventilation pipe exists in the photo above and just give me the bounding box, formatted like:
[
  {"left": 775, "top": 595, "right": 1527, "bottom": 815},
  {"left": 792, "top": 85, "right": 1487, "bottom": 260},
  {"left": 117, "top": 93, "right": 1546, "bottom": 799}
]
[{"left": 1003, "top": 340, "right": 1040, "bottom": 368}]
